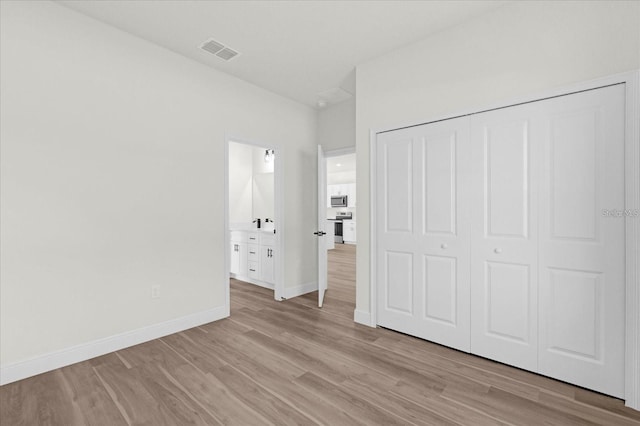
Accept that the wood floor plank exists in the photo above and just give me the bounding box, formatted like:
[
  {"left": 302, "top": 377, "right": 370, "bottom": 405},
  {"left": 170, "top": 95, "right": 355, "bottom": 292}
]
[
  {"left": 389, "top": 381, "right": 511, "bottom": 426},
  {"left": 293, "top": 371, "right": 408, "bottom": 426},
  {"left": 91, "top": 353, "right": 173, "bottom": 425},
  {"left": 58, "top": 361, "right": 129, "bottom": 426},
  {"left": 192, "top": 331, "right": 368, "bottom": 425},
  {"left": 209, "top": 364, "right": 317, "bottom": 425},
  {"left": 441, "top": 384, "right": 600, "bottom": 426},
  {"left": 0, "top": 371, "right": 85, "bottom": 426},
  {"left": 2, "top": 243, "right": 639, "bottom": 425},
  {"left": 340, "top": 375, "right": 457, "bottom": 426}
]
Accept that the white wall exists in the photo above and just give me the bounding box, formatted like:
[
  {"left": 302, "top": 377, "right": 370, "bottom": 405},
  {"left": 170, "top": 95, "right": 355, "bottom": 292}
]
[
  {"left": 355, "top": 1, "right": 640, "bottom": 315},
  {"left": 0, "top": 0, "right": 317, "bottom": 368},
  {"left": 318, "top": 98, "right": 355, "bottom": 151}
]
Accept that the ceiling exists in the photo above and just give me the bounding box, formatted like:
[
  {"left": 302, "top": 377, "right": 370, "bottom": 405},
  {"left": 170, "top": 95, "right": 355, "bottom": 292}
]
[
  {"left": 327, "top": 153, "right": 356, "bottom": 174},
  {"left": 56, "top": 0, "right": 507, "bottom": 108}
]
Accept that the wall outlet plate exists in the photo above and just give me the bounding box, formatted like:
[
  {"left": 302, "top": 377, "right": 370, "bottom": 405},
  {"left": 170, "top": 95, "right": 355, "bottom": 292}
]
[{"left": 151, "top": 285, "right": 160, "bottom": 299}]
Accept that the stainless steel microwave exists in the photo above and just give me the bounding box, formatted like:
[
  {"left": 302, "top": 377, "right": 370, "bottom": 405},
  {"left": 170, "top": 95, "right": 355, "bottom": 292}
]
[{"left": 331, "top": 195, "right": 348, "bottom": 207}]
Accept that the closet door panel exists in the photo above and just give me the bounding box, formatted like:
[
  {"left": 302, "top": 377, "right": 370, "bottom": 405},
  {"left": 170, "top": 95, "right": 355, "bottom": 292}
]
[
  {"left": 470, "top": 105, "right": 540, "bottom": 372},
  {"left": 423, "top": 132, "right": 457, "bottom": 235},
  {"left": 484, "top": 120, "right": 530, "bottom": 238},
  {"left": 538, "top": 85, "right": 625, "bottom": 398},
  {"left": 485, "top": 261, "right": 531, "bottom": 343},
  {"left": 423, "top": 255, "right": 457, "bottom": 324},
  {"left": 383, "top": 138, "right": 413, "bottom": 234},
  {"left": 377, "top": 117, "right": 471, "bottom": 352}
]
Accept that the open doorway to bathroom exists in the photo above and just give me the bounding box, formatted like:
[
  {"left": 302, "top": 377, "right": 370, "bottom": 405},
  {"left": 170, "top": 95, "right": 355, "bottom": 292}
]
[{"left": 225, "top": 138, "right": 284, "bottom": 312}]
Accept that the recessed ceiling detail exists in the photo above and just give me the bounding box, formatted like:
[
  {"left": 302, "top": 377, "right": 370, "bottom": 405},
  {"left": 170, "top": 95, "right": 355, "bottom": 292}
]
[{"left": 200, "top": 38, "right": 240, "bottom": 61}]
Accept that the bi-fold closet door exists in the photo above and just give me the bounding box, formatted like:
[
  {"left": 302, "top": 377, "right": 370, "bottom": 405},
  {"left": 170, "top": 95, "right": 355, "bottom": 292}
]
[
  {"left": 375, "top": 117, "right": 471, "bottom": 352},
  {"left": 376, "top": 84, "right": 625, "bottom": 398}
]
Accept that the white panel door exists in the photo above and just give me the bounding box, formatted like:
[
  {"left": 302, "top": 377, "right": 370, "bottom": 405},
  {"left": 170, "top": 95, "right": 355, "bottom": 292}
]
[
  {"left": 377, "top": 117, "right": 471, "bottom": 352},
  {"left": 537, "top": 85, "right": 625, "bottom": 398},
  {"left": 470, "top": 104, "right": 540, "bottom": 372},
  {"left": 317, "top": 145, "right": 328, "bottom": 307}
]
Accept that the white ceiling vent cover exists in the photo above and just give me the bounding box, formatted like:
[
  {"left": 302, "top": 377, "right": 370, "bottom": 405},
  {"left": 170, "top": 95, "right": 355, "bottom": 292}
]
[
  {"left": 200, "top": 38, "right": 240, "bottom": 61},
  {"left": 216, "top": 47, "right": 239, "bottom": 61}
]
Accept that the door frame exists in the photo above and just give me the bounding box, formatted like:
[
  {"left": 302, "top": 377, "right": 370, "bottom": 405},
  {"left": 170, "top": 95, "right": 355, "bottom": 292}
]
[
  {"left": 224, "top": 135, "right": 285, "bottom": 310},
  {"left": 368, "top": 70, "right": 640, "bottom": 409}
]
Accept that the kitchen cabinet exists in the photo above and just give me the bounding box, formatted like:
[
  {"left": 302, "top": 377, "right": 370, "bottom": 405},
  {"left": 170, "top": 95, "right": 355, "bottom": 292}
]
[
  {"left": 343, "top": 220, "right": 356, "bottom": 243},
  {"left": 230, "top": 230, "right": 275, "bottom": 288},
  {"left": 347, "top": 183, "right": 356, "bottom": 207},
  {"left": 329, "top": 183, "right": 348, "bottom": 196}
]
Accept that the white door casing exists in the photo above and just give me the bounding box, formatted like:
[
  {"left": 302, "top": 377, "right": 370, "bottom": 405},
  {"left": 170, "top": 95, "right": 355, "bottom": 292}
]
[{"left": 376, "top": 117, "right": 472, "bottom": 352}]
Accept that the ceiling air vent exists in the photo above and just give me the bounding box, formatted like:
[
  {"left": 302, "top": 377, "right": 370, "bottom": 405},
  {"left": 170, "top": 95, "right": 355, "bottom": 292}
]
[
  {"left": 200, "top": 38, "right": 240, "bottom": 61},
  {"left": 216, "top": 47, "right": 239, "bottom": 61}
]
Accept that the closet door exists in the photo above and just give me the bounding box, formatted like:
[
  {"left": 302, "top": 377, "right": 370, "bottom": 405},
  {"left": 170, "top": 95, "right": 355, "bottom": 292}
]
[
  {"left": 376, "top": 117, "right": 471, "bottom": 352},
  {"left": 538, "top": 85, "right": 625, "bottom": 398},
  {"left": 469, "top": 103, "right": 540, "bottom": 372}
]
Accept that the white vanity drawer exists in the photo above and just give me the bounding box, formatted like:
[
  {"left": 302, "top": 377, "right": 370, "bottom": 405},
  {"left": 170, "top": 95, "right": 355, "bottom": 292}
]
[
  {"left": 247, "top": 244, "right": 260, "bottom": 261},
  {"left": 247, "top": 233, "right": 260, "bottom": 244},
  {"left": 230, "top": 230, "right": 247, "bottom": 243},
  {"left": 248, "top": 261, "right": 260, "bottom": 279}
]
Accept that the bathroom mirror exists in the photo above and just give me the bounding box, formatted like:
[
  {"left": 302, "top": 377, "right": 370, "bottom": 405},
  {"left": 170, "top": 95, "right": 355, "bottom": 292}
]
[{"left": 252, "top": 172, "right": 274, "bottom": 220}]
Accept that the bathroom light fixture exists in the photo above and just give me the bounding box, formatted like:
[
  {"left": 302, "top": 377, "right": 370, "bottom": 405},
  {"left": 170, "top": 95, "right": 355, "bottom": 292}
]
[{"left": 264, "top": 149, "right": 275, "bottom": 163}]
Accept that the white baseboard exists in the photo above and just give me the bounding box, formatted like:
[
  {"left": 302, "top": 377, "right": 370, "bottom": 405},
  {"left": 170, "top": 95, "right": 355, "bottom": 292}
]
[
  {"left": 354, "top": 309, "right": 374, "bottom": 327},
  {"left": 0, "top": 305, "right": 228, "bottom": 386},
  {"left": 284, "top": 281, "right": 317, "bottom": 299}
]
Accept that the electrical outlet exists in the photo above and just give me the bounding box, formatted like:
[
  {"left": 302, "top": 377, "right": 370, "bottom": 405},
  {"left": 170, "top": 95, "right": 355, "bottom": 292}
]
[{"left": 151, "top": 285, "right": 160, "bottom": 299}]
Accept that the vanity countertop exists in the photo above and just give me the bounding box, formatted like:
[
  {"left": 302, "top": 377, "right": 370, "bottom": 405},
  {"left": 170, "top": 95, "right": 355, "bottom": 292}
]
[{"left": 230, "top": 224, "right": 275, "bottom": 233}]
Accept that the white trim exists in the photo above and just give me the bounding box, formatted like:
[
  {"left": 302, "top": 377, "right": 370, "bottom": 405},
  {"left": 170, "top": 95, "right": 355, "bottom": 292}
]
[
  {"left": 283, "top": 281, "right": 317, "bottom": 299},
  {"left": 223, "top": 136, "right": 231, "bottom": 317},
  {"left": 354, "top": 309, "right": 373, "bottom": 327},
  {"left": 624, "top": 71, "right": 640, "bottom": 411},
  {"left": 369, "top": 129, "right": 378, "bottom": 328},
  {"left": 274, "top": 144, "right": 285, "bottom": 301},
  {"left": 0, "top": 306, "right": 227, "bottom": 386},
  {"left": 224, "top": 135, "right": 285, "bottom": 302},
  {"left": 368, "top": 70, "right": 640, "bottom": 410},
  {"left": 373, "top": 70, "right": 639, "bottom": 134}
]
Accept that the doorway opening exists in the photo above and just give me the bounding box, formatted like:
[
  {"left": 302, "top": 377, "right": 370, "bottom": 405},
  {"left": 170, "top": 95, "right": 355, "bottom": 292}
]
[
  {"left": 321, "top": 147, "right": 357, "bottom": 313},
  {"left": 225, "top": 137, "right": 284, "bottom": 314}
]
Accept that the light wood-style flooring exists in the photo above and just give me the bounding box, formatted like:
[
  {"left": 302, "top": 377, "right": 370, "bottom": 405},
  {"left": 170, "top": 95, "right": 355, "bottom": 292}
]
[{"left": 2, "top": 243, "right": 640, "bottom": 425}]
